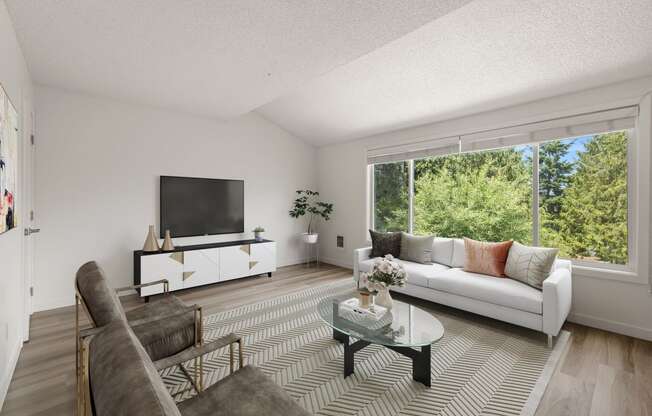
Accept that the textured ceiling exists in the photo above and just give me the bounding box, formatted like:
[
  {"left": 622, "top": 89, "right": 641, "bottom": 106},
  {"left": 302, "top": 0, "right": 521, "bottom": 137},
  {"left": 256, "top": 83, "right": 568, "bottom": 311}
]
[
  {"left": 259, "top": 0, "right": 652, "bottom": 145},
  {"left": 7, "top": 1, "right": 652, "bottom": 146},
  {"left": 5, "top": 0, "right": 471, "bottom": 119}
]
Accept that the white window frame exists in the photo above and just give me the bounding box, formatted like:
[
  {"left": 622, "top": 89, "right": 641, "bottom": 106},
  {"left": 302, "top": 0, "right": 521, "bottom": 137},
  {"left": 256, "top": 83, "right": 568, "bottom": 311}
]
[{"left": 368, "top": 125, "right": 647, "bottom": 284}]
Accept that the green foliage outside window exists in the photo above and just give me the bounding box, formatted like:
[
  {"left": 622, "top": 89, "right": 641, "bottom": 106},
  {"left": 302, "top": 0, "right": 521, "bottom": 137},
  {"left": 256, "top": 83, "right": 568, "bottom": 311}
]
[{"left": 373, "top": 162, "right": 409, "bottom": 232}]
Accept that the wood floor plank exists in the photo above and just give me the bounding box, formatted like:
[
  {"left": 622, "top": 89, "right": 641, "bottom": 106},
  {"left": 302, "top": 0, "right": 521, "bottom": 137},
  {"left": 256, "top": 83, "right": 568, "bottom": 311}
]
[
  {"left": 588, "top": 364, "right": 652, "bottom": 416},
  {"left": 2, "top": 263, "right": 651, "bottom": 416}
]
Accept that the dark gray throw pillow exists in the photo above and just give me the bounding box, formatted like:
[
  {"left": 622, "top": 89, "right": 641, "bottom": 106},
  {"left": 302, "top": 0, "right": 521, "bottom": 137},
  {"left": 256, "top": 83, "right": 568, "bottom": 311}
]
[{"left": 369, "top": 230, "right": 401, "bottom": 258}]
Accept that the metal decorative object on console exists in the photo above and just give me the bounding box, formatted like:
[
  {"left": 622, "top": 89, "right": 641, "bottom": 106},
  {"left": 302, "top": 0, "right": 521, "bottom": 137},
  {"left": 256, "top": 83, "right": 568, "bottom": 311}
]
[
  {"left": 142, "top": 225, "right": 160, "bottom": 252},
  {"left": 162, "top": 229, "right": 175, "bottom": 251}
]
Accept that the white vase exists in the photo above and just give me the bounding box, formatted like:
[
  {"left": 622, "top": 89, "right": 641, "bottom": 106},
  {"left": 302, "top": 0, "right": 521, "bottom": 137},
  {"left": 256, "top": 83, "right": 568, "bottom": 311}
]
[
  {"left": 302, "top": 233, "right": 318, "bottom": 244},
  {"left": 375, "top": 287, "right": 393, "bottom": 310}
]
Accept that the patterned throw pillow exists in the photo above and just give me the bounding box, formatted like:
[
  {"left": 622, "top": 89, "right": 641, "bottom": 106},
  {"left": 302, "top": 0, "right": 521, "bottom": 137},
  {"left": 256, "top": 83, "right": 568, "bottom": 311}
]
[
  {"left": 369, "top": 230, "right": 401, "bottom": 258},
  {"left": 463, "top": 238, "right": 513, "bottom": 277},
  {"left": 399, "top": 233, "right": 434, "bottom": 264},
  {"left": 504, "top": 242, "right": 559, "bottom": 290}
]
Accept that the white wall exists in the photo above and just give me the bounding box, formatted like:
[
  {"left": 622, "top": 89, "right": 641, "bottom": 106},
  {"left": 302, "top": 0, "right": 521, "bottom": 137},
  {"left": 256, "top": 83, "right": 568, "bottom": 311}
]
[
  {"left": 0, "top": 1, "right": 34, "bottom": 409},
  {"left": 34, "top": 86, "right": 316, "bottom": 312},
  {"left": 317, "top": 76, "right": 652, "bottom": 341}
]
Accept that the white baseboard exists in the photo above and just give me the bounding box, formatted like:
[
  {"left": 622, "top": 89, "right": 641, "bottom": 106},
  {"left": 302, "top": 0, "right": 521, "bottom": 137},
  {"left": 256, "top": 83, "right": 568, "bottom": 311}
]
[
  {"left": 34, "top": 295, "right": 75, "bottom": 313},
  {"left": 0, "top": 339, "right": 22, "bottom": 412},
  {"left": 568, "top": 312, "right": 652, "bottom": 341},
  {"left": 319, "top": 256, "right": 353, "bottom": 270}
]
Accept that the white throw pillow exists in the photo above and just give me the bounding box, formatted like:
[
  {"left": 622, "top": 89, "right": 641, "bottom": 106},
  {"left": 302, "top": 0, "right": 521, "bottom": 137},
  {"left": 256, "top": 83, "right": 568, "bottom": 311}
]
[
  {"left": 431, "top": 237, "right": 454, "bottom": 266},
  {"left": 451, "top": 238, "right": 466, "bottom": 268},
  {"left": 504, "top": 241, "right": 558, "bottom": 290}
]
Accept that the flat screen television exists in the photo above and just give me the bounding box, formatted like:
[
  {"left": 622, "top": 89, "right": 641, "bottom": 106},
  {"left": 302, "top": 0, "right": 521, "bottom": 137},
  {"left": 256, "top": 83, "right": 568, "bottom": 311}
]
[{"left": 160, "top": 176, "right": 244, "bottom": 238}]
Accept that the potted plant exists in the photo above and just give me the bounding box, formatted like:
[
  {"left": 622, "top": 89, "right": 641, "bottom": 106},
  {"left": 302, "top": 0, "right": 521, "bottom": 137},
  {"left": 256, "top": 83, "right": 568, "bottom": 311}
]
[
  {"left": 253, "top": 226, "right": 265, "bottom": 242},
  {"left": 289, "top": 190, "right": 334, "bottom": 244}
]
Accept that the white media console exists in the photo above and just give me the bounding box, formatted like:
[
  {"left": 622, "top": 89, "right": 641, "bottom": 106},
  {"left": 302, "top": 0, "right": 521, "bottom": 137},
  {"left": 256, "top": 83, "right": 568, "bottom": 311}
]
[{"left": 133, "top": 239, "right": 276, "bottom": 298}]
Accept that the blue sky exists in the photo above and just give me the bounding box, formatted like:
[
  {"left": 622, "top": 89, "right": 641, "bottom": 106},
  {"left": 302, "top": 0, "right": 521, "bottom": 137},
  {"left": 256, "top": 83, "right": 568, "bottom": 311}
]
[
  {"left": 560, "top": 135, "right": 591, "bottom": 163},
  {"left": 516, "top": 134, "right": 592, "bottom": 163}
]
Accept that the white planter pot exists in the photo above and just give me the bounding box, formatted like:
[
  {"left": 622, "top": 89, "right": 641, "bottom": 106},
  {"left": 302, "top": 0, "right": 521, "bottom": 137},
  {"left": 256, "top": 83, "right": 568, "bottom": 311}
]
[{"left": 302, "top": 233, "right": 318, "bottom": 244}]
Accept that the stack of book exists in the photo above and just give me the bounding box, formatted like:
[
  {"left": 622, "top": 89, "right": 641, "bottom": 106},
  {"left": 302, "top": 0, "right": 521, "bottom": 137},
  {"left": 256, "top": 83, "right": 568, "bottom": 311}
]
[{"left": 339, "top": 297, "right": 387, "bottom": 320}]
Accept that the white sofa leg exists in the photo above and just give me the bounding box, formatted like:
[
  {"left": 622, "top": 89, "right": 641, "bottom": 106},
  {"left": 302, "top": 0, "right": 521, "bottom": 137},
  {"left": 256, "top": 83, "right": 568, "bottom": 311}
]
[{"left": 547, "top": 334, "right": 553, "bottom": 348}]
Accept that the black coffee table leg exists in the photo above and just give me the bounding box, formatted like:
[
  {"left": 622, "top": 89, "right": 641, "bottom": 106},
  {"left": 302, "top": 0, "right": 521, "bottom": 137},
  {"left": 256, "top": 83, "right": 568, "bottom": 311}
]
[
  {"left": 413, "top": 344, "right": 431, "bottom": 387},
  {"left": 333, "top": 328, "right": 348, "bottom": 343},
  {"left": 344, "top": 338, "right": 354, "bottom": 377}
]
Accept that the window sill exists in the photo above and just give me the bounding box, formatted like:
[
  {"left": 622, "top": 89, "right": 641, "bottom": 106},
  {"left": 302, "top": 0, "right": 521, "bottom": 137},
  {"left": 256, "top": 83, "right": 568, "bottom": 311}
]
[{"left": 572, "top": 264, "right": 648, "bottom": 285}]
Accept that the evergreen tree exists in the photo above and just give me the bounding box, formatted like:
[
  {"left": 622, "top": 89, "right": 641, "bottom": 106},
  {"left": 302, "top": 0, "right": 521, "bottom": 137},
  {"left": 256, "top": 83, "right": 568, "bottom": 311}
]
[
  {"left": 539, "top": 140, "right": 573, "bottom": 217},
  {"left": 557, "top": 132, "right": 628, "bottom": 263}
]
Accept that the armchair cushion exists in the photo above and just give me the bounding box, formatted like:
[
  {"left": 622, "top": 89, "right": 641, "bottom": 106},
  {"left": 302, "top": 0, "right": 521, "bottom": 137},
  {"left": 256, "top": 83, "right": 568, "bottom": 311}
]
[
  {"left": 76, "top": 261, "right": 126, "bottom": 326},
  {"left": 126, "top": 295, "right": 190, "bottom": 323},
  {"left": 131, "top": 307, "right": 196, "bottom": 362},
  {"left": 89, "top": 320, "right": 182, "bottom": 416},
  {"left": 177, "top": 365, "right": 310, "bottom": 416}
]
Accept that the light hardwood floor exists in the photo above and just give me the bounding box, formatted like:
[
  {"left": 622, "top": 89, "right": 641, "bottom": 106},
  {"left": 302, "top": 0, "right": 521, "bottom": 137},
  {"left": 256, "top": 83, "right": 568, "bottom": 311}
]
[{"left": 1, "top": 263, "right": 651, "bottom": 416}]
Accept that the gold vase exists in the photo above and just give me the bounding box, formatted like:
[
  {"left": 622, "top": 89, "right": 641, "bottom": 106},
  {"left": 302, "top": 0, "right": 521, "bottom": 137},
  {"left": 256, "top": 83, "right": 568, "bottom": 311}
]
[
  {"left": 162, "top": 230, "right": 175, "bottom": 251},
  {"left": 142, "top": 225, "right": 160, "bottom": 252}
]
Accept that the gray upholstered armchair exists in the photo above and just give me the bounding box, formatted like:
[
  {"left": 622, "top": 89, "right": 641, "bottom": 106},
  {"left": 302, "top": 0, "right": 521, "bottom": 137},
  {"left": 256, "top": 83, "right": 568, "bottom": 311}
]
[
  {"left": 78, "top": 319, "right": 310, "bottom": 416},
  {"left": 75, "top": 261, "right": 223, "bottom": 410}
]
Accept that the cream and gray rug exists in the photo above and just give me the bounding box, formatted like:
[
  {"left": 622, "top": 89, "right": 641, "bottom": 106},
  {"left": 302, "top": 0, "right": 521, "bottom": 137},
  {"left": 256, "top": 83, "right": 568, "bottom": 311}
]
[{"left": 160, "top": 280, "right": 569, "bottom": 416}]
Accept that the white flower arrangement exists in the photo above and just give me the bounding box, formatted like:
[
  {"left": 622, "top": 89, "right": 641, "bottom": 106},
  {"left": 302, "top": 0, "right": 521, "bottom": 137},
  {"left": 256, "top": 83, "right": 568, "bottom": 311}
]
[{"left": 360, "top": 254, "right": 407, "bottom": 291}]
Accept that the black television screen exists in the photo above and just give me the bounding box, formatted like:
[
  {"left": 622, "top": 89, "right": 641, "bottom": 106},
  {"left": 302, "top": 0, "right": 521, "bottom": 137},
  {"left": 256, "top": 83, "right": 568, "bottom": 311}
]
[{"left": 160, "top": 176, "right": 244, "bottom": 238}]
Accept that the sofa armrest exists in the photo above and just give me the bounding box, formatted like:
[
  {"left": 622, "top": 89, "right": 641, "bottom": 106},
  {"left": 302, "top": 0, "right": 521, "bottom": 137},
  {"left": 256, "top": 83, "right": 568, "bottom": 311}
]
[
  {"left": 542, "top": 267, "right": 572, "bottom": 337},
  {"left": 353, "top": 247, "right": 373, "bottom": 282}
]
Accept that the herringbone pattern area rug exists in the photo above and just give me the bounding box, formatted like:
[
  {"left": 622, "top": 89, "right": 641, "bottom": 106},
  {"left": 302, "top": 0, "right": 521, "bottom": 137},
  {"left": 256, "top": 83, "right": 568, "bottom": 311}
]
[{"left": 160, "top": 280, "right": 568, "bottom": 416}]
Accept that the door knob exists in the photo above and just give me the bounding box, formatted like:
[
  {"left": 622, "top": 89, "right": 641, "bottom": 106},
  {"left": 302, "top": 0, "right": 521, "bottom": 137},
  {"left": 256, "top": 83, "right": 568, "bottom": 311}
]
[{"left": 24, "top": 228, "right": 40, "bottom": 236}]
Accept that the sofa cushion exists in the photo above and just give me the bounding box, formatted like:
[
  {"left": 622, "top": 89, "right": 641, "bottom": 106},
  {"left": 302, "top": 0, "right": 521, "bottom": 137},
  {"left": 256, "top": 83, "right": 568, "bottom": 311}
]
[
  {"left": 399, "top": 233, "right": 433, "bottom": 264},
  {"left": 428, "top": 268, "right": 543, "bottom": 314},
  {"left": 451, "top": 238, "right": 466, "bottom": 268},
  {"left": 463, "top": 238, "right": 513, "bottom": 277},
  {"left": 431, "top": 237, "right": 454, "bottom": 266},
  {"left": 359, "top": 258, "right": 449, "bottom": 288},
  {"left": 76, "top": 261, "right": 126, "bottom": 327},
  {"left": 177, "top": 365, "right": 310, "bottom": 416},
  {"left": 89, "top": 320, "right": 181, "bottom": 416},
  {"left": 369, "top": 230, "right": 402, "bottom": 258},
  {"left": 504, "top": 242, "right": 559, "bottom": 290}
]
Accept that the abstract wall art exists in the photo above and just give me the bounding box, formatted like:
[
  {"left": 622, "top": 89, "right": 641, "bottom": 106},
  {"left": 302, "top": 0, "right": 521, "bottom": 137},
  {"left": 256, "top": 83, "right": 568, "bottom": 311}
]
[{"left": 0, "top": 84, "right": 19, "bottom": 235}]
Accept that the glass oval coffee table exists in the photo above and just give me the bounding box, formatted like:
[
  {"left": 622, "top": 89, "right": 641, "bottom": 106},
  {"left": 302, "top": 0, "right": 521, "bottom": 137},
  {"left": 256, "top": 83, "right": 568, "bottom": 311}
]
[{"left": 317, "top": 290, "right": 444, "bottom": 387}]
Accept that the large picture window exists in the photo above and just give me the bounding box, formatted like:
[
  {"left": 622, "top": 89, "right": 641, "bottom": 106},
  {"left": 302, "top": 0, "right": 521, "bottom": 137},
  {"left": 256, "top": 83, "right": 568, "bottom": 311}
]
[{"left": 370, "top": 129, "right": 632, "bottom": 267}]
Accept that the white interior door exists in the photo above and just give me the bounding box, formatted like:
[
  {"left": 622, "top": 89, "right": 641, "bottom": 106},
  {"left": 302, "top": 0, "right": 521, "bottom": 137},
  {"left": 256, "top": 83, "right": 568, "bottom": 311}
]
[{"left": 21, "top": 109, "right": 35, "bottom": 341}]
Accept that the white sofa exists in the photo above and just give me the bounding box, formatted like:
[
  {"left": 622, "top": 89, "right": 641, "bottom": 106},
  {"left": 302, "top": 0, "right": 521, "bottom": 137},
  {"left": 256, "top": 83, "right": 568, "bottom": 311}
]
[{"left": 354, "top": 238, "right": 572, "bottom": 346}]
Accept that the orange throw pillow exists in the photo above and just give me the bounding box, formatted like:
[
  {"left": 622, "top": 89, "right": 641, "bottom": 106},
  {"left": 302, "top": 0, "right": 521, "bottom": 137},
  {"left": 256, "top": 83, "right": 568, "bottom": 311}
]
[{"left": 463, "top": 238, "right": 513, "bottom": 277}]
